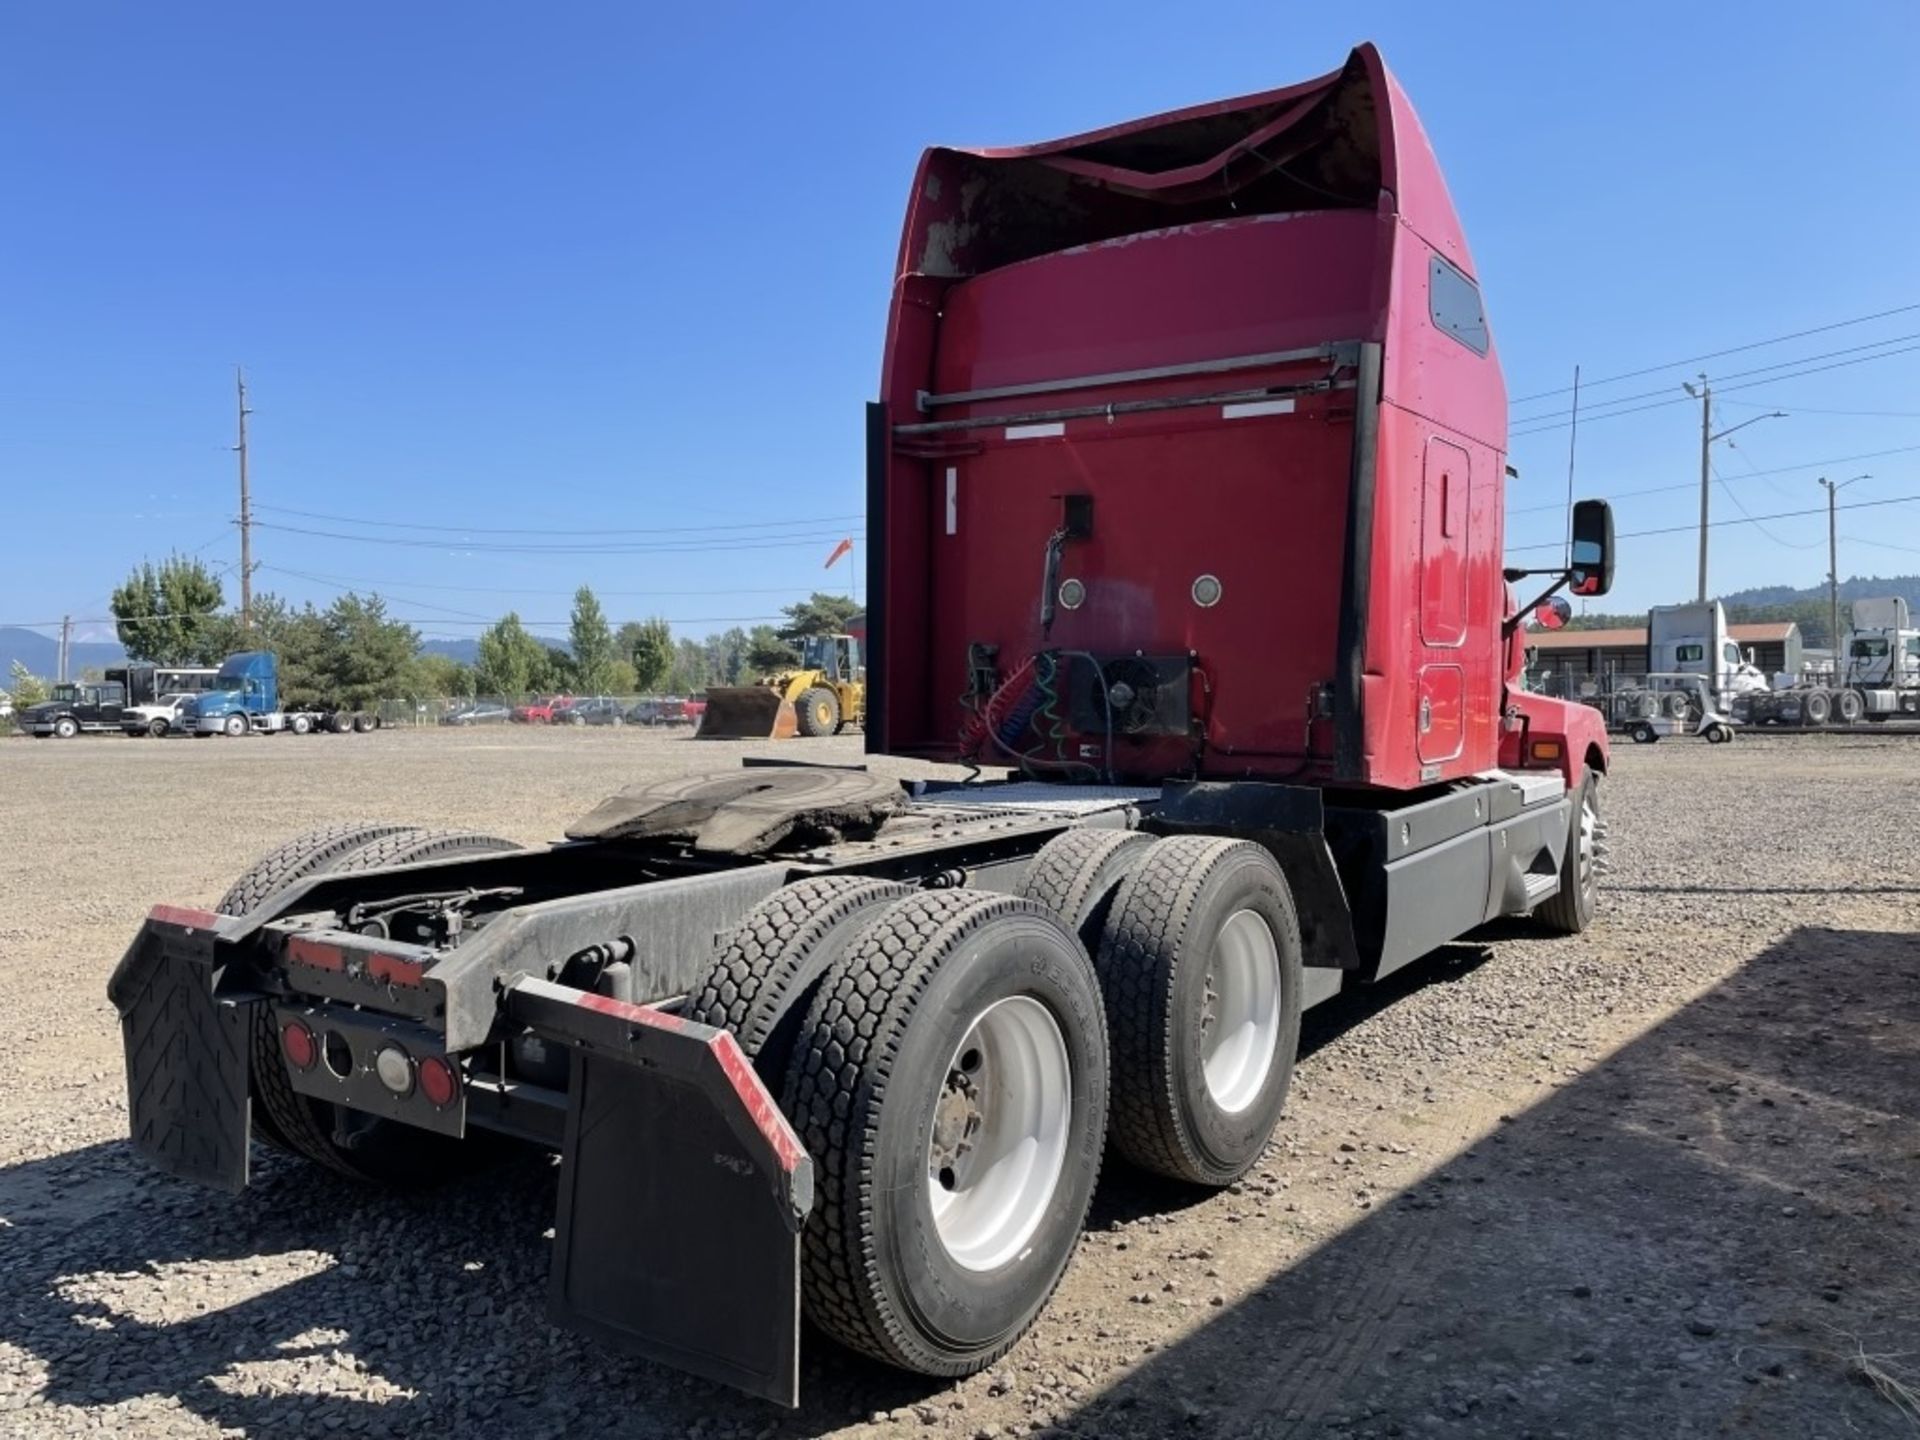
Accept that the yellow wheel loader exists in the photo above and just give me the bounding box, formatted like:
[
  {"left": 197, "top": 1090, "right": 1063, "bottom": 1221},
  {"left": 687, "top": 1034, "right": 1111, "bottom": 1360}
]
[{"left": 698, "top": 633, "right": 865, "bottom": 740}]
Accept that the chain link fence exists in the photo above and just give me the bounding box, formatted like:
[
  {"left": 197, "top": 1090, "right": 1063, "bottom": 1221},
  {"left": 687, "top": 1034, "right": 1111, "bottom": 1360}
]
[{"left": 370, "top": 694, "right": 708, "bottom": 729}]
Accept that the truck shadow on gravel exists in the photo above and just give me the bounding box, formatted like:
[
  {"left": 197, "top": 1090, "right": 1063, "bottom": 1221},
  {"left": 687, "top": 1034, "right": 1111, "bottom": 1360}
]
[
  {"left": 1, "top": 928, "right": 1913, "bottom": 1438},
  {"left": 1042, "top": 924, "right": 1920, "bottom": 1440}
]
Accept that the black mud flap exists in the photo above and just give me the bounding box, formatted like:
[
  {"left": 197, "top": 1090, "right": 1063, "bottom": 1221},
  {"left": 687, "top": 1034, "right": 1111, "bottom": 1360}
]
[
  {"left": 506, "top": 977, "right": 815, "bottom": 1407},
  {"left": 105, "top": 906, "right": 254, "bottom": 1193}
]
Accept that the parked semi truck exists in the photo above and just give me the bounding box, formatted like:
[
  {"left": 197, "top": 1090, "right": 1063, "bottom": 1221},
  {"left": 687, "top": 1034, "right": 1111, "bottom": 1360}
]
[
  {"left": 20, "top": 679, "right": 129, "bottom": 737},
  {"left": 111, "top": 46, "right": 1615, "bottom": 1407},
  {"left": 1738, "top": 596, "right": 1920, "bottom": 725},
  {"left": 188, "top": 651, "right": 380, "bottom": 736}
]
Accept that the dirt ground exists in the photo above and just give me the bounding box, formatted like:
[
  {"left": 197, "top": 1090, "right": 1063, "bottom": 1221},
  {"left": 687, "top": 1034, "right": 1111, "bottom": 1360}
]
[{"left": 0, "top": 727, "right": 1914, "bottom": 1439}]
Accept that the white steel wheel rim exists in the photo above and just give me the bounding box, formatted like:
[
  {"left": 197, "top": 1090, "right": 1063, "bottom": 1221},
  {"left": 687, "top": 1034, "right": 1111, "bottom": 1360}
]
[
  {"left": 1576, "top": 792, "right": 1597, "bottom": 901},
  {"left": 1202, "top": 909, "right": 1282, "bottom": 1114},
  {"left": 927, "top": 995, "right": 1072, "bottom": 1273}
]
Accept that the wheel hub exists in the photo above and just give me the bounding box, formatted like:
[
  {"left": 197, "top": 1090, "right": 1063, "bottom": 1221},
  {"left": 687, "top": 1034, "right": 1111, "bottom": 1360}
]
[
  {"left": 1199, "top": 909, "right": 1282, "bottom": 1114},
  {"left": 926, "top": 996, "right": 1072, "bottom": 1272}
]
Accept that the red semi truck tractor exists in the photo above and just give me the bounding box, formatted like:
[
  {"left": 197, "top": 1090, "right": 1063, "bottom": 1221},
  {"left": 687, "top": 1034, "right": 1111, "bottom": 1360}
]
[{"left": 111, "top": 44, "right": 1613, "bottom": 1407}]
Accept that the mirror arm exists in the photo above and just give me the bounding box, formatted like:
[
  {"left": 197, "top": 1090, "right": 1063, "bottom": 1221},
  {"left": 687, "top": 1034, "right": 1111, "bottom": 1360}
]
[{"left": 1503, "top": 571, "right": 1573, "bottom": 641}]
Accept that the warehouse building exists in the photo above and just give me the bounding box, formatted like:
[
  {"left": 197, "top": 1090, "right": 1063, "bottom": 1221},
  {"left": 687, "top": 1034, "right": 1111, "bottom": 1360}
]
[{"left": 1527, "top": 620, "right": 1803, "bottom": 689}]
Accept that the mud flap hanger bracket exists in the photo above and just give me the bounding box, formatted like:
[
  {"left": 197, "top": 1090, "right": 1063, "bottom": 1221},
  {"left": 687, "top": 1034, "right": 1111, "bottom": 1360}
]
[{"left": 505, "top": 976, "right": 814, "bottom": 1407}]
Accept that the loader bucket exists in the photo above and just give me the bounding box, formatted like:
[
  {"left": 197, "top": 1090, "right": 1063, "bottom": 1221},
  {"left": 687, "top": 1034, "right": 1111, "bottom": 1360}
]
[{"left": 698, "top": 687, "right": 798, "bottom": 740}]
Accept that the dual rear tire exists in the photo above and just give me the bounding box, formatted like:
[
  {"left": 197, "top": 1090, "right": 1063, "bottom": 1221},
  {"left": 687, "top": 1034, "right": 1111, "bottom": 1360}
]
[{"left": 685, "top": 828, "right": 1304, "bottom": 1376}]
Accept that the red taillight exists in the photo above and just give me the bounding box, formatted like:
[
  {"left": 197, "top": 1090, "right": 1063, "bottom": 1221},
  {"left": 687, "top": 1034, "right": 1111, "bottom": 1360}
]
[
  {"left": 281, "top": 1020, "right": 318, "bottom": 1071},
  {"left": 418, "top": 1054, "right": 460, "bottom": 1108}
]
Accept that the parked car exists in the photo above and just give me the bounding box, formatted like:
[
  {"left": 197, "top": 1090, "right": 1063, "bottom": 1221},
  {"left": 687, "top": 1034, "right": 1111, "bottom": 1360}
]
[
  {"left": 512, "top": 694, "right": 575, "bottom": 724},
  {"left": 569, "top": 696, "right": 626, "bottom": 726},
  {"left": 626, "top": 695, "right": 702, "bottom": 726},
  {"left": 443, "top": 702, "right": 512, "bottom": 726}
]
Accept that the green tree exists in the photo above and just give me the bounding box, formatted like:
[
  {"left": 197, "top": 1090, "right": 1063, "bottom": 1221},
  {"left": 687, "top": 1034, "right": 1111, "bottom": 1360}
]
[
  {"left": 747, "top": 624, "right": 800, "bottom": 676},
  {"left": 777, "top": 591, "right": 862, "bottom": 643},
  {"left": 707, "top": 627, "right": 750, "bottom": 686},
  {"left": 200, "top": 592, "right": 293, "bottom": 663},
  {"left": 536, "top": 645, "right": 572, "bottom": 693},
  {"left": 605, "top": 658, "right": 638, "bottom": 694},
  {"left": 399, "top": 653, "right": 472, "bottom": 700},
  {"left": 474, "top": 613, "right": 546, "bottom": 697},
  {"left": 9, "top": 660, "right": 47, "bottom": 708},
  {"left": 569, "top": 586, "right": 617, "bottom": 694},
  {"left": 665, "top": 637, "right": 711, "bottom": 695},
  {"left": 621, "top": 617, "right": 674, "bottom": 693},
  {"left": 313, "top": 593, "right": 418, "bottom": 708},
  {"left": 110, "top": 554, "right": 227, "bottom": 664}
]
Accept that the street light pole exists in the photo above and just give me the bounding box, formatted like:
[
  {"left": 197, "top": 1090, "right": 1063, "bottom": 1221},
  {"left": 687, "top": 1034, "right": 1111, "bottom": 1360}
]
[
  {"left": 1682, "top": 376, "right": 1785, "bottom": 603},
  {"left": 1694, "top": 375, "right": 1711, "bottom": 602}
]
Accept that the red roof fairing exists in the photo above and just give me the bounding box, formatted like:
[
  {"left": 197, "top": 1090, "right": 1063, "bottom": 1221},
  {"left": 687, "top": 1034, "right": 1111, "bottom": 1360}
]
[{"left": 888, "top": 43, "right": 1473, "bottom": 299}]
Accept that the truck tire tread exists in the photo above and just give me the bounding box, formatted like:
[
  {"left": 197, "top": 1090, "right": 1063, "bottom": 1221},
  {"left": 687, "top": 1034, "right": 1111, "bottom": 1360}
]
[
  {"left": 1017, "top": 828, "right": 1153, "bottom": 948},
  {"left": 1536, "top": 774, "right": 1599, "bottom": 935},
  {"left": 229, "top": 826, "right": 522, "bottom": 1183},
  {"left": 1097, "top": 835, "right": 1300, "bottom": 1185},
  {"left": 683, "top": 875, "right": 909, "bottom": 1077},
  {"left": 784, "top": 889, "right": 1106, "bottom": 1375},
  {"left": 796, "top": 686, "right": 840, "bottom": 738},
  {"left": 215, "top": 821, "right": 420, "bottom": 918}
]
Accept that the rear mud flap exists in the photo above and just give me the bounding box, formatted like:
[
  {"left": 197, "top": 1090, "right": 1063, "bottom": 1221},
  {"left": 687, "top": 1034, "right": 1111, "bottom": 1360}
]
[
  {"left": 507, "top": 977, "right": 814, "bottom": 1407},
  {"left": 106, "top": 907, "right": 253, "bottom": 1193}
]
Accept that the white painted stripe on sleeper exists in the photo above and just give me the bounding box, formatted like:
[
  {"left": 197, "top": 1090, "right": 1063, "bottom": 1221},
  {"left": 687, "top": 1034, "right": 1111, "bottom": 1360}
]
[{"left": 1221, "top": 398, "right": 1297, "bottom": 420}]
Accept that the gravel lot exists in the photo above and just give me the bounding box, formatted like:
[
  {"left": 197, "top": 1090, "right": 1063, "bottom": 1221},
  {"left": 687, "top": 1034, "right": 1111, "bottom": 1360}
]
[{"left": 1, "top": 727, "right": 1915, "bottom": 1438}]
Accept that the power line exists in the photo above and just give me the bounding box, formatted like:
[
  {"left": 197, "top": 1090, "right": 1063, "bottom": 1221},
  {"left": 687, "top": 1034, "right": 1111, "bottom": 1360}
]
[
  {"left": 249, "top": 521, "right": 856, "bottom": 555},
  {"left": 1508, "top": 301, "right": 1920, "bottom": 405},
  {"left": 251, "top": 503, "right": 864, "bottom": 538},
  {"left": 1720, "top": 398, "right": 1920, "bottom": 419},
  {"left": 1505, "top": 442, "right": 1920, "bottom": 517},
  {"left": 258, "top": 565, "right": 499, "bottom": 624},
  {"left": 1509, "top": 342, "right": 1920, "bottom": 439},
  {"left": 1510, "top": 331, "right": 1920, "bottom": 428},
  {"left": 0, "top": 611, "right": 793, "bottom": 630},
  {"left": 1505, "top": 491, "right": 1920, "bottom": 556},
  {"left": 246, "top": 564, "right": 826, "bottom": 598},
  {"left": 1708, "top": 459, "right": 1821, "bottom": 551}
]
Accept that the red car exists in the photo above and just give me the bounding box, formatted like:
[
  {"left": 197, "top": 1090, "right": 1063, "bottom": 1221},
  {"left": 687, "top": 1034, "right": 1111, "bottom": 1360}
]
[{"left": 511, "top": 694, "right": 575, "bottom": 724}]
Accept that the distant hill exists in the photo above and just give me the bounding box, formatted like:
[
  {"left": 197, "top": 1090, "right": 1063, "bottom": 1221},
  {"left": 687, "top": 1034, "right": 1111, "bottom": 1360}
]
[
  {"left": 0, "top": 627, "right": 127, "bottom": 680},
  {"left": 1720, "top": 574, "right": 1920, "bottom": 610},
  {"left": 419, "top": 637, "right": 480, "bottom": 666}
]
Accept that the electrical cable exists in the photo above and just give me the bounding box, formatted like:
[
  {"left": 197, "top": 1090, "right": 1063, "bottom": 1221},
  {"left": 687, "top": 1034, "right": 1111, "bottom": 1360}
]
[
  {"left": 1509, "top": 330, "right": 1920, "bottom": 428},
  {"left": 251, "top": 503, "right": 863, "bottom": 538},
  {"left": 1508, "top": 301, "right": 1920, "bottom": 405}
]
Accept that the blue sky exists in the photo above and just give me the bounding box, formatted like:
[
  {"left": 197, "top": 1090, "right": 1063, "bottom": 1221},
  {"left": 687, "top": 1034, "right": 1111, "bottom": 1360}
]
[{"left": 3, "top": 2, "right": 1917, "bottom": 645}]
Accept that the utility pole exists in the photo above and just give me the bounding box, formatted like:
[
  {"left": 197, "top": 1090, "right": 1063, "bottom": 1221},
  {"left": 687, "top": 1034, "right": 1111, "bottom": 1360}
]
[
  {"left": 1681, "top": 376, "right": 1785, "bottom": 606},
  {"left": 1693, "top": 373, "right": 1712, "bottom": 602},
  {"left": 1821, "top": 476, "right": 1839, "bottom": 669},
  {"left": 235, "top": 367, "right": 254, "bottom": 631},
  {"left": 1819, "top": 473, "right": 1873, "bottom": 670},
  {"left": 58, "top": 615, "right": 71, "bottom": 683}
]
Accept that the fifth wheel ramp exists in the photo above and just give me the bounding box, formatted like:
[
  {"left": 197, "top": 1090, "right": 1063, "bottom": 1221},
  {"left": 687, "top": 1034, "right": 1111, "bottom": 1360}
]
[{"left": 565, "top": 767, "right": 900, "bottom": 855}]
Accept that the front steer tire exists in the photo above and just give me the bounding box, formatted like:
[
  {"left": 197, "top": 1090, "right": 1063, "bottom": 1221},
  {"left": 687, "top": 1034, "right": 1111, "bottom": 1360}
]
[
  {"left": 1536, "top": 772, "right": 1600, "bottom": 935},
  {"left": 784, "top": 889, "right": 1109, "bottom": 1377},
  {"left": 219, "top": 822, "right": 523, "bottom": 1184},
  {"left": 1097, "top": 836, "right": 1303, "bottom": 1187}
]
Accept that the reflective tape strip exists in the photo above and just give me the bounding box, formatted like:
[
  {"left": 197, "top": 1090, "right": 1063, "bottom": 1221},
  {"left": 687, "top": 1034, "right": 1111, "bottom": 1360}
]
[
  {"left": 1222, "top": 398, "right": 1296, "bottom": 420},
  {"left": 1005, "top": 422, "right": 1065, "bottom": 440}
]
